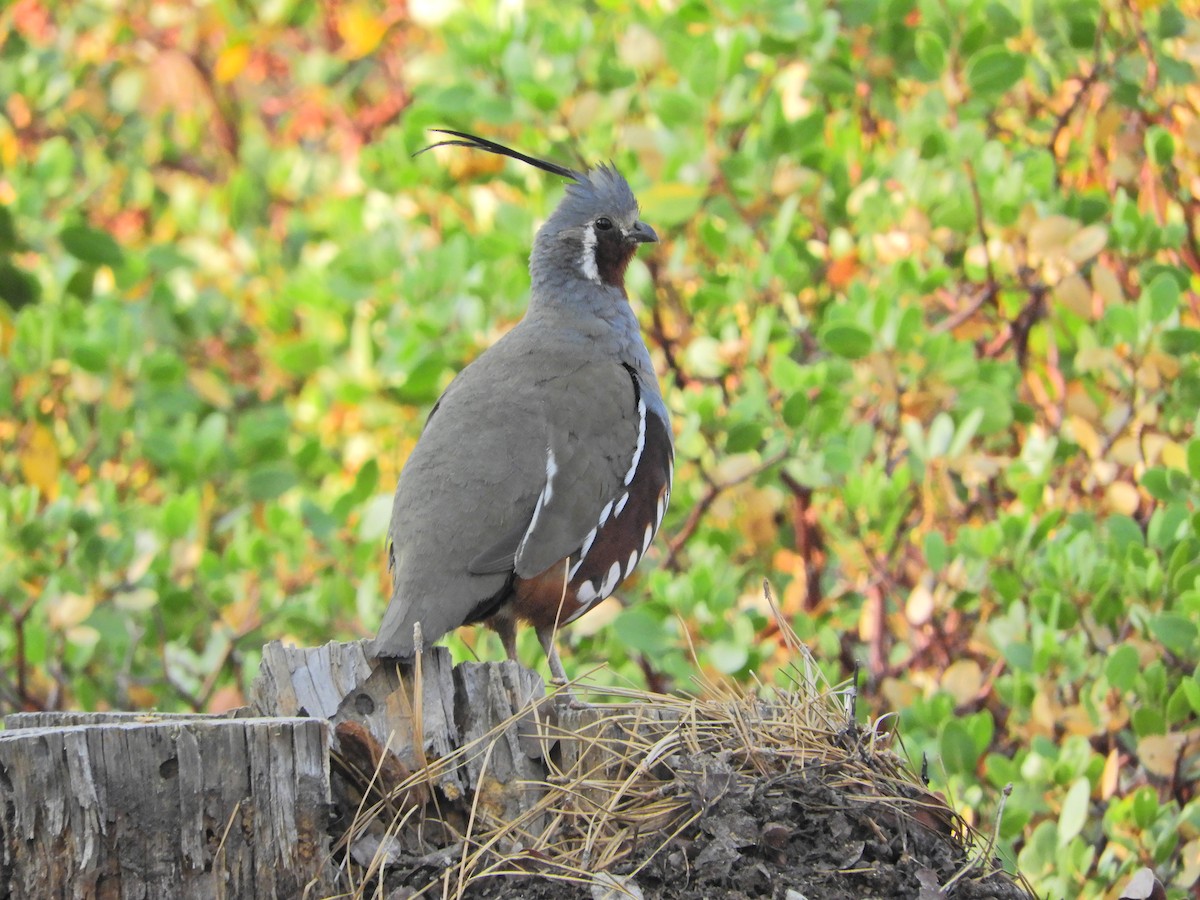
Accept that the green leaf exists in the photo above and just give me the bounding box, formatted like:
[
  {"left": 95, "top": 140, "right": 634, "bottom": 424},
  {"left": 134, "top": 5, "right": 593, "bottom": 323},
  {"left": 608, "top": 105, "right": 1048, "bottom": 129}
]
[
  {"left": 939, "top": 718, "right": 979, "bottom": 776},
  {"left": 726, "top": 422, "right": 763, "bottom": 453},
  {"left": 1189, "top": 439, "right": 1200, "bottom": 481},
  {"left": 246, "top": 465, "right": 298, "bottom": 501},
  {"left": 708, "top": 639, "right": 749, "bottom": 674},
  {"left": 1182, "top": 677, "right": 1200, "bottom": 715},
  {"left": 0, "top": 262, "right": 40, "bottom": 310},
  {"left": 1145, "top": 126, "right": 1175, "bottom": 166},
  {"left": 639, "top": 182, "right": 706, "bottom": 228},
  {"left": 924, "top": 531, "right": 948, "bottom": 571},
  {"left": 1058, "top": 777, "right": 1091, "bottom": 846},
  {"left": 915, "top": 31, "right": 946, "bottom": 75},
  {"left": 71, "top": 342, "right": 108, "bottom": 373},
  {"left": 613, "top": 607, "right": 667, "bottom": 655},
  {"left": 782, "top": 392, "right": 809, "bottom": 427},
  {"left": 1144, "top": 272, "right": 1180, "bottom": 323},
  {"left": 966, "top": 48, "right": 1026, "bottom": 98},
  {"left": 819, "top": 323, "right": 873, "bottom": 359},
  {"left": 1105, "top": 643, "right": 1139, "bottom": 692},
  {"left": 1148, "top": 613, "right": 1198, "bottom": 657},
  {"left": 60, "top": 224, "right": 124, "bottom": 268},
  {"left": 1161, "top": 327, "right": 1200, "bottom": 354}
]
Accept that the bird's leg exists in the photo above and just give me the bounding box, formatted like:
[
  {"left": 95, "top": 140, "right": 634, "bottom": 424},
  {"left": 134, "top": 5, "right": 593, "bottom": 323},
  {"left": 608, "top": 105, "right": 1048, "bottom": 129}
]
[
  {"left": 492, "top": 612, "right": 519, "bottom": 663},
  {"left": 536, "top": 625, "right": 570, "bottom": 684},
  {"left": 536, "top": 625, "right": 591, "bottom": 709}
]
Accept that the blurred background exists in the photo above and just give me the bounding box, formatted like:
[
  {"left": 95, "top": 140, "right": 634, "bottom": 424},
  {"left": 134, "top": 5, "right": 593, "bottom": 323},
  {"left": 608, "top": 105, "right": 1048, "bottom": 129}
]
[{"left": 2, "top": 0, "right": 1199, "bottom": 894}]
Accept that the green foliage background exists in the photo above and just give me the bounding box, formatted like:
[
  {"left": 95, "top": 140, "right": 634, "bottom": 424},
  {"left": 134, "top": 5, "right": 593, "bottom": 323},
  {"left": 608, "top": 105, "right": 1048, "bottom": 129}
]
[{"left": 2, "top": 0, "right": 1199, "bottom": 895}]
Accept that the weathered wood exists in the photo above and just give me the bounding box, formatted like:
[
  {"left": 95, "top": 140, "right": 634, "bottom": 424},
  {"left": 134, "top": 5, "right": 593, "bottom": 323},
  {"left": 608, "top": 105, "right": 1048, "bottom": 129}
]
[
  {"left": 251, "top": 640, "right": 555, "bottom": 837},
  {"left": 0, "top": 716, "right": 332, "bottom": 899}
]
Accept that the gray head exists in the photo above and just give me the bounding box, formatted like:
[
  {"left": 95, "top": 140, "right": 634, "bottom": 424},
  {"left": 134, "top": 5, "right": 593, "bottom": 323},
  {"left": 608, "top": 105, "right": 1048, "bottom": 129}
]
[{"left": 417, "top": 129, "right": 657, "bottom": 290}]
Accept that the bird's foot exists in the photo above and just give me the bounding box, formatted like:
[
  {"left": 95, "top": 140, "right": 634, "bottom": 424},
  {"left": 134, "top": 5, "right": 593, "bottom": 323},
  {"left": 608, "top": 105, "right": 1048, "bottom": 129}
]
[{"left": 549, "top": 681, "right": 593, "bottom": 710}]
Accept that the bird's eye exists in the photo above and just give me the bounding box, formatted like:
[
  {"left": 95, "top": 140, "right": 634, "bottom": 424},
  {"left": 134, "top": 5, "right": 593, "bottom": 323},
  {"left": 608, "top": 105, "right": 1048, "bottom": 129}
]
[{"left": 595, "top": 217, "right": 613, "bottom": 231}]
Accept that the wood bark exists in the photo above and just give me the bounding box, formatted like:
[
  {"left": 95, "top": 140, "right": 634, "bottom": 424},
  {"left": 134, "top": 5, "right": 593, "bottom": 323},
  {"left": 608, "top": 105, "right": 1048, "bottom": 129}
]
[
  {"left": 0, "top": 640, "right": 575, "bottom": 897},
  {"left": 0, "top": 714, "right": 331, "bottom": 899}
]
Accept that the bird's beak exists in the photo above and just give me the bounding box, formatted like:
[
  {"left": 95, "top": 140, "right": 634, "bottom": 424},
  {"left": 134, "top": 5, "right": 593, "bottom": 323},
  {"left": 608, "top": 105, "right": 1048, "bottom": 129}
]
[{"left": 627, "top": 221, "right": 658, "bottom": 244}]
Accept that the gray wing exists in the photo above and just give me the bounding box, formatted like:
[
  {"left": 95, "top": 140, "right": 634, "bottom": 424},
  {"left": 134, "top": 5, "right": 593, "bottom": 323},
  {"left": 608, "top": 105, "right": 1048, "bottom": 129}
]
[{"left": 371, "top": 336, "right": 641, "bottom": 657}]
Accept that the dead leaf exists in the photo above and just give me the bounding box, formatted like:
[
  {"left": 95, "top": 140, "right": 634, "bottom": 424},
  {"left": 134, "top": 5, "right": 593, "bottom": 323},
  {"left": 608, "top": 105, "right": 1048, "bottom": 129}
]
[
  {"left": 19, "top": 422, "right": 60, "bottom": 499},
  {"left": 338, "top": 5, "right": 388, "bottom": 58},
  {"left": 1119, "top": 867, "right": 1167, "bottom": 900},
  {"left": 214, "top": 42, "right": 250, "bottom": 83},
  {"left": 906, "top": 582, "right": 935, "bottom": 626},
  {"left": 1138, "top": 733, "right": 1183, "bottom": 778},
  {"left": 1100, "top": 748, "right": 1120, "bottom": 799},
  {"left": 1106, "top": 482, "right": 1141, "bottom": 516},
  {"left": 941, "top": 659, "right": 983, "bottom": 706}
]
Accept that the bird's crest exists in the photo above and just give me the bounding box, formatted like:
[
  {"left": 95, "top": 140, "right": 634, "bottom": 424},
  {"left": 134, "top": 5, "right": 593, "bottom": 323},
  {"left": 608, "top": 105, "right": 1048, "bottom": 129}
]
[{"left": 415, "top": 129, "right": 582, "bottom": 182}]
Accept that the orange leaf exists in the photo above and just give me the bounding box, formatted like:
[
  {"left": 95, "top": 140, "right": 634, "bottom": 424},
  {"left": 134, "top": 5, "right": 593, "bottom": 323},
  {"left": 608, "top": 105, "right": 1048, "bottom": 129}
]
[
  {"left": 214, "top": 42, "right": 251, "bottom": 83},
  {"left": 20, "top": 423, "right": 60, "bottom": 499},
  {"left": 339, "top": 6, "right": 388, "bottom": 58}
]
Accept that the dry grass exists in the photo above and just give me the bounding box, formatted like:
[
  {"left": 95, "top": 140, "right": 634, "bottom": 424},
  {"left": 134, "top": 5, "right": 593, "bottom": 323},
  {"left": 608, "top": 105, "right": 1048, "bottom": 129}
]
[{"left": 308, "top": 621, "right": 1027, "bottom": 900}]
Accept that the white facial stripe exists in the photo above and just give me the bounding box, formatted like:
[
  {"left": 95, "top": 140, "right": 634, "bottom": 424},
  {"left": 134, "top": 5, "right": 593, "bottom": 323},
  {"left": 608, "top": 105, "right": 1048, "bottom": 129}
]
[
  {"left": 580, "top": 223, "right": 600, "bottom": 283},
  {"left": 623, "top": 397, "right": 647, "bottom": 487},
  {"left": 614, "top": 492, "right": 629, "bottom": 517}
]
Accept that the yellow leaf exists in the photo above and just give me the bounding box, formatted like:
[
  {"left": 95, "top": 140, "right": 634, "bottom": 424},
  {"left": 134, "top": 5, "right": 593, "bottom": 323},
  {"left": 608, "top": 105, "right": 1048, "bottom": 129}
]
[
  {"left": 1066, "top": 224, "right": 1108, "bottom": 263},
  {"left": 49, "top": 593, "right": 95, "bottom": 630},
  {"left": 941, "top": 659, "right": 982, "bottom": 706},
  {"left": 214, "top": 43, "right": 250, "bottom": 83},
  {"left": 1028, "top": 214, "right": 1077, "bottom": 264},
  {"left": 1100, "top": 748, "right": 1120, "bottom": 799},
  {"left": 19, "top": 423, "right": 60, "bottom": 499},
  {"left": 1138, "top": 733, "right": 1183, "bottom": 778},
  {"left": 1106, "top": 481, "right": 1141, "bottom": 515},
  {"left": 1092, "top": 264, "right": 1124, "bottom": 308},
  {"left": 1178, "top": 838, "right": 1200, "bottom": 891},
  {"left": 905, "top": 582, "right": 934, "bottom": 626},
  {"left": 1066, "top": 414, "right": 1101, "bottom": 459},
  {"left": 339, "top": 6, "right": 388, "bottom": 58},
  {"left": 188, "top": 368, "right": 232, "bottom": 409},
  {"left": 1054, "top": 273, "right": 1093, "bottom": 318},
  {"left": 1162, "top": 440, "right": 1187, "bottom": 472}
]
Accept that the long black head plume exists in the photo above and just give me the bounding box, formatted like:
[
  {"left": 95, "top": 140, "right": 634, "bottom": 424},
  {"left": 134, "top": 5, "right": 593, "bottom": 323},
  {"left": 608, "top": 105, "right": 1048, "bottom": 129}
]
[{"left": 414, "top": 129, "right": 580, "bottom": 182}]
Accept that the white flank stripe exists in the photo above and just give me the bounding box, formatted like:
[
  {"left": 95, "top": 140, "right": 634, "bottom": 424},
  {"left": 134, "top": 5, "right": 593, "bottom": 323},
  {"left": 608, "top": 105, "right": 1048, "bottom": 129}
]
[
  {"left": 518, "top": 496, "right": 543, "bottom": 558},
  {"left": 655, "top": 493, "right": 665, "bottom": 527},
  {"left": 667, "top": 458, "right": 674, "bottom": 487},
  {"left": 569, "top": 527, "right": 598, "bottom": 579},
  {"left": 598, "top": 499, "right": 614, "bottom": 528},
  {"left": 576, "top": 580, "right": 598, "bottom": 605},
  {"left": 517, "top": 447, "right": 557, "bottom": 558},
  {"left": 600, "top": 560, "right": 621, "bottom": 598},
  {"left": 580, "top": 224, "right": 600, "bottom": 283},
  {"left": 626, "top": 549, "right": 639, "bottom": 577},
  {"left": 543, "top": 447, "right": 557, "bottom": 504},
  {"left": 614, "top": 492, "right": 629, "bottom": 517},
  {"left": 622, "top": 397, "right": 647, "bottom": 486},
  {"left": 642, "top": 524, "right": 654, "bottom": 555}
]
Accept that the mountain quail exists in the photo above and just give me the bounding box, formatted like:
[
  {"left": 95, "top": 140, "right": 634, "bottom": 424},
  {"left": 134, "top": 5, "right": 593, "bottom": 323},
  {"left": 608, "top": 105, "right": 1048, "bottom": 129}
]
[{"left": 371, "top": 130, "right": 673, "bottom": 683}]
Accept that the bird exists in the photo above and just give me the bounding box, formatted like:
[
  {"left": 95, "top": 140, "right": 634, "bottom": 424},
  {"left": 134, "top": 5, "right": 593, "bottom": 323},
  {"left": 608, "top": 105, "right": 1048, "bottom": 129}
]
[{"left": 371, "top": 129, "right": 673, "bottom": 684}]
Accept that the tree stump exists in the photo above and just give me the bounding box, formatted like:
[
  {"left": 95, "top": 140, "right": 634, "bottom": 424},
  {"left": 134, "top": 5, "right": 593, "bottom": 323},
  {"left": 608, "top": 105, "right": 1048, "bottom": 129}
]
[
  {"left": 1, "top": 640, "right": 1034, "bottom": 899},
  {"left": 0, "top": 714, "right": 331, "bottom": 898}
]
